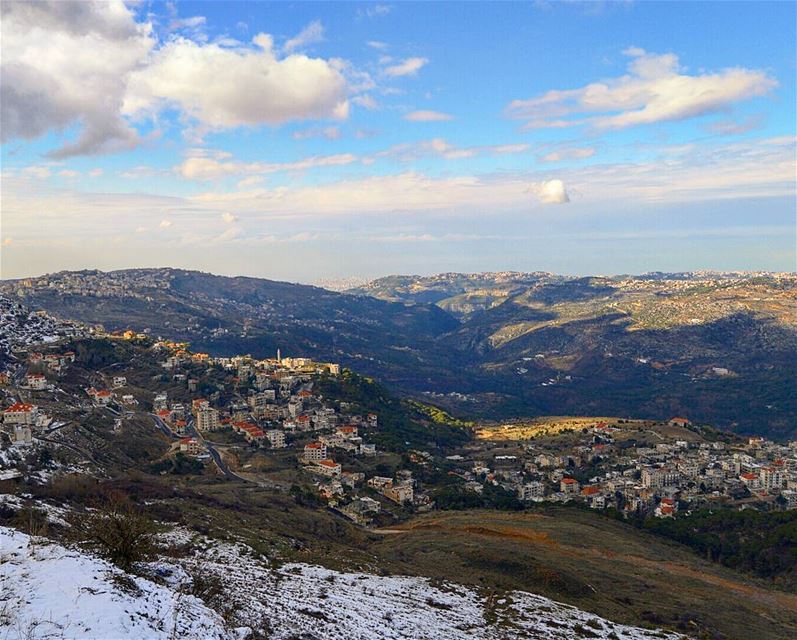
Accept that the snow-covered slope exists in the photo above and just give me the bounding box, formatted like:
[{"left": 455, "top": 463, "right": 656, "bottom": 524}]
[
  {"left": 0, "top": 524, "right": 689, "bottom": 640},
  {"left": 177, "top": 534, "right": 689, "bottom": 640},
  {"left": 0, "top": 527, "right": 237, "bottom": 640},
  {"left": 0, "top": 295, "right": 63, "bottom": 356}
]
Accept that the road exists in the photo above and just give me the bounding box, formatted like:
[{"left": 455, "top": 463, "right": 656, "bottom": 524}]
[{"left": 187, "top": 421, "right": 249, "bottom": 482}]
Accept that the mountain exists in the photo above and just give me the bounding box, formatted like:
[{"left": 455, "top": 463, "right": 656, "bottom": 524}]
[
  {"left": 3, "top": 269, "right": 796, "bottom": 438},
  {"left": 0, "top": 269, "right": 463, "bottom": 390}
]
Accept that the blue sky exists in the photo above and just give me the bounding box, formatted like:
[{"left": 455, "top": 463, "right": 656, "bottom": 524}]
[{"left": 1, "top": 1, "right": 795, "bottom": 281}]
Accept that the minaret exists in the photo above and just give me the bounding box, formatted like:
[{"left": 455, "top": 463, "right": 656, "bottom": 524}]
[{"left": 277, "top": 348, "right": 281, "bottom": 363}]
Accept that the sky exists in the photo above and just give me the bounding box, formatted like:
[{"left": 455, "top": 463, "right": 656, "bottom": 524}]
[{"left": 1, "top": 0, "right": 795, "bottom": 283}]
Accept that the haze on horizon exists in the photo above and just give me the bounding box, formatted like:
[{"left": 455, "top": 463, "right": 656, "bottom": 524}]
[{"left": 1, "top": 1, "right": 795, "bottom": 283}]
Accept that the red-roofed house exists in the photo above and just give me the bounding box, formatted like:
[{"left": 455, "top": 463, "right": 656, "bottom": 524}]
[
  {"left": 581, "top": 485, "right": 601, "bottom": 497},
  {"left": 304, "top": 441, "right": 327, "bottom": 461},
  {"left": 668, "top": 417, "right": 691, "bottom": 427},
  {"left": 313, "top": 459, "right": 341, "bottom": 477},
  {"left": 3, "top": 403, "right": 38, "bottom": 425},
  {"left": 179, "top": 437, "right": 202, "bottom": 456},
  {"left": 560, "top": 477, "right": 580, "bottom": 494}
]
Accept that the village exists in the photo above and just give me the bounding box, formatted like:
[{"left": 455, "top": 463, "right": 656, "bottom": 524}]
[{"left": 1, "top": 327, "right": 796, "bottom": 529}]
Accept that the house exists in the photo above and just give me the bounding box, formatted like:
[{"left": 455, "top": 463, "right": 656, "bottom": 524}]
[
  {"left": 560, "top": 477, "right": 580, "bottom": 494},
  {"left": 3, "top": 403, "right": 38, "bottom": 425},
  {"left": 93, "top": 389, "right": 113, "bottom": 405},
  {"left": 383, "top": 484, "right": 414, "bottom": 504},
  {"left": 520, "top": 481, "right": 545, "bottom": 501},
  {"left": 359, "top": 443, "right": 377, "bottom": 456},
  {"left": 179, "top": 437, "right": 202, "bottom": 456},
  {"left": 581, "top": 485, "right": 601, "bottom": 498},
  {"left": 12, "top": 424, "right": 33, "bottom": 446},
  {"left": 313, "top": 459, "right": 342, "bottom": 477},
  {"left": 195, "top": 406, "right": 220, "bottom": 431},
  {"left": 367, "top": 476, "right": 393, "bottom": 490},
  {"left": 655, "top": 497, "right": 678, "bottom": 518},
  {"left": 112, "top": 376, "right": 127, "bottom": 388},
  {"left": 668, "top": 417, "right": 691, "bottom": 427},
  {"left": 266, "top": 430, "right": 286, "bottom": 448},
  {"left": 761, "top": 467, "right": 786, "bottom": 491},
  {"left": 24, "top": 374, "right": 47, "bottom": 390},
  {"left": 337, "top": 425, "right": 358, "bottom": 438},
  {"left": 304, "top": 442, "right": 327, "bottom": 461},
  {"left": 367, "top": 413, "right": 378, "bottom": 427}
]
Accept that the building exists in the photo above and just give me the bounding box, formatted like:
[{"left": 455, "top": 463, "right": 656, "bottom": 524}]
[
  {"left": 11, "top": 424, "right": 33, "bottom": 446},
  {"left": 520, "top": 481, "right": 545, "bottom": 501},
  {"left": 560, "top": 477, "right": 580, "bottom": 494},
  {"left": 761, "top": 466, "right": 786, "bottom": 491},
  {"left": 179, "top": 437, "right": 202, "bottom": 456},
  {"left": 112, "top": 376, "right": 127, "bottom": 388},
  {"left": 641, "top": 467, "right": 680, "bottom": 489},
  {"left": 25, "top": 374, "right": 47, "bottom": 390},
  {"left": 313, "top": 459, "right": 342, "bottom": 477},
  {"left": 266, "top": 430, "right": 286, "bottom": 449},
  {"left": 195, "top": 406, "right": 220, "bottom": 432},
  {"left": 668, "top": 417, "right": 691, "bottom": 427},
  {"left": 304, "top": 442, "right": 327, "bottom": 461},
  {"left": 383, "top": 484, "right": 414, "bottom": 504},
  {"left": 3, "top": 403, "right": 38, "bottom": 425}
]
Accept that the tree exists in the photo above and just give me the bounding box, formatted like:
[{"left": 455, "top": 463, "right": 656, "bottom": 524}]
[{"left": 71, "top": 491, "right": 155, "bottom": 571}]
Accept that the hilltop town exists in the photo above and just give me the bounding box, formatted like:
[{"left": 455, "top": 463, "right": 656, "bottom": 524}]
[{"left": 3, "top": 320, "right": 796, "bottom": 529}]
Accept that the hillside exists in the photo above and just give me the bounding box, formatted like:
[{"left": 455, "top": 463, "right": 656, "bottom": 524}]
[{"left": 2, "top": 269, "right": 796, "bottom": 438}]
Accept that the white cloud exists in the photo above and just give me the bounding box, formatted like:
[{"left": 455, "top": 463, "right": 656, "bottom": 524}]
[
  {"left": 89, "top": 168, "right": 104, "bottom": 177},
  {"left": 358, "top": 5, "right": 393, "bottom": 19},
  {"left": 0, "top": 0, "right": 154, "bottom": 157},
  {"left": 506, "top": 48, "right": 777, "bottom": 131},
  {"left": 22, "top": 166, "right": 52, "bottom": 179},
  {"left": 404, "top": 110, "right": 454, "bottom": 122},
  {"left": 177, "top": 152, "right": 358, "bottom": 181},
  {"left": 540, "top": 147, "right": 596, "bottom": 163},
  {"left": 159, "top": 219, "right": 172, "bottom": 228},
  {"left": 707, "top": 114, "right": 764, "bottom": 136},
  {"left": 384, "top": 57, "right": 428, "bottom": 77},
  {"left": 367, "top": 40, "right": 388, "bottom": 50},
  {"left": 58, "top": 169, "right": 80, "bottom": 178},
  {"left": 533, "top": 179, "right": 570, "bottom": 204},
  {"left": 293, "top": 126, "right": 341, "bottom": 140},
  {"left": 283, "top": 20, "right": 324, "bottom": 53},
  {"left": 352, "top": 94, "right": 379, "bottom": 110},
  {"left": 221, "top": 212, "right": 238, "bottom": 224},
  {"left": 237, "top": 176, "right": 265, "bottom": 188},
  {"left": 376, "top": 138, "right": 529, "bottom": 162},
  {"left": 125, "top": 33, "right": 349, "bottom": 130}
]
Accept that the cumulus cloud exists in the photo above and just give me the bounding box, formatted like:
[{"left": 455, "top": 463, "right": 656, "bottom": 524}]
[
  {"left": 404, "top": 110, "right": 454, "bottom": 122},
  {"left": 1, "top": 2, "right": 352, "bottom": 157},
  {"left": 221, "top": 212, "right": 238, "bottom": 224},
  {"left": 283, "top": 20, "right": 324, "bottom": 53},
  {"left": 158, "top": 219, "right": 172, "bottom": 228},
  {"left": 506, "top": 48, "right": 777, "bottom": 131},
  {"left": 533, "top": 179, "right": 570, "bottom": 204},
  {"left": 384, "top": 57, "right": 428, "bottom": 77},
  {"left": 0, "top": 0, "right": 153, "bottom": 158},
  {"left": 124, "top": 33, "right": 349, "bottom": 130}
]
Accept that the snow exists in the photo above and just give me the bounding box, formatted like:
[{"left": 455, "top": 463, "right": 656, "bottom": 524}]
[
  {"left": 0, "top": 527, "right": 236, "bottom": 640},
  {"left": 0, "top": 524, "right": 689, "bottom": 640},
  {"left": 176, "top": 533, "right": 689, "bottom": 640}
]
